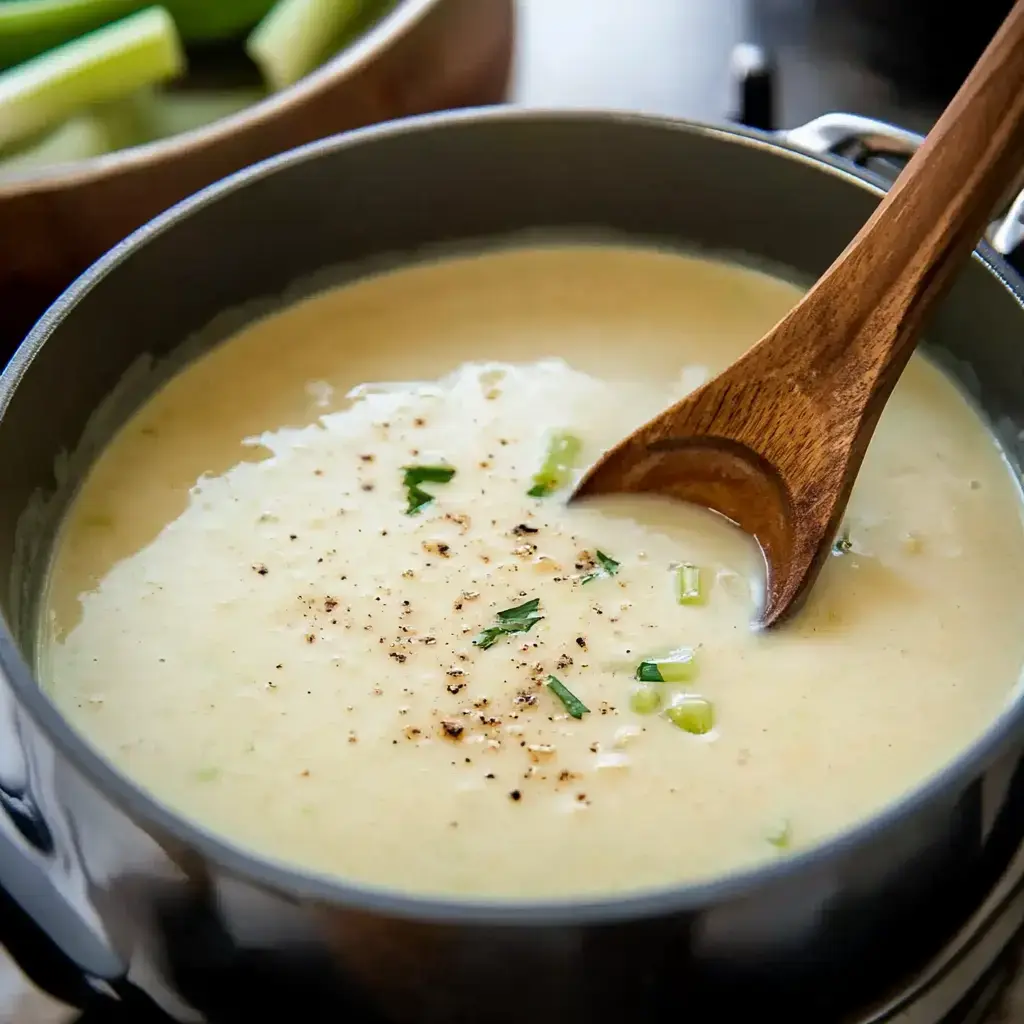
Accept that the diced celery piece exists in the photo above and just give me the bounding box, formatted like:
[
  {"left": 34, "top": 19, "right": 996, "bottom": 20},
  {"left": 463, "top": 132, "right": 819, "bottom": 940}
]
[
  {"left": 140, "top": 88, "right": 264, "bottom": 139},
  {"left": 247, "top": 0, "right": 363, "bottom": 91},
  {"left": 766, "top": 819, "right": 792, "bottom": 850},
  {"left": 527, "top": 430, "right": 582, "bottom": 498},
  {"left": 666, "top": 695, "right": 714, "bottom": 735},
  {"left": 676, "top": 562, "right": 703, "bottom": 605},
  {"left": 629, "top": 684, "right": 661, "bottom": 715}
]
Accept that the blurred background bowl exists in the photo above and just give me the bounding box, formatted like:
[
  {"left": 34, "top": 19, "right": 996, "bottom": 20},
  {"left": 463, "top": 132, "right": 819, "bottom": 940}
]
[{"left": 0, "top": 0, "right": 515, "bottom": 343}]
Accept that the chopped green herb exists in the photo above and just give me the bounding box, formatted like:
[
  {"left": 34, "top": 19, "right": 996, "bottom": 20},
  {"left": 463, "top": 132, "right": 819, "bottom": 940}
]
[
  {"left": 629, "top": 684, "right": 662, "bottom": 715},
  {"left": 766, "top": 819, "right": 792, "bottom": 850},
  {"left": 581, "top": 549, "right": 620, "bottom": 585},
  {"left": 832, "top": 525, "right": 852, "bottom": 555},
  {"left": 666, "top": 696, "right": 714, "bottom": 735},
  {"left": 402, "top": 464, "right": 455, "bottom": 515},
  {"left": 676, "top": 563, "right": 703, "bottom": 604},
  {"left": 546, "top": 675, "right": 589, "bottom": 719},
  {"left": 473, "top": 597, "right": 544, "bottom": 649},
  {"left": 196, "top": 766, "right": 221, "bottom": 782},
  {"left": 635, "top": 648, "right": 696, "bottom": 684},
  {"left": 527, "top": 431, "right": 582, "bottom": 497}
]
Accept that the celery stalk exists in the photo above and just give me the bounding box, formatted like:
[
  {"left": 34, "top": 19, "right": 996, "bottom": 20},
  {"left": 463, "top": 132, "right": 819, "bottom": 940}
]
[
  {"left": 246, "top": 0, "right": 365, "bottom": 91},
  {"left": 0, "top": 111, "right": 113, "bottom": 174},
  {"left": 136, "top": 88, "right": 264, "bottom": 139},
  {"left": 0, "top": 0, "right": 140, "bottom": 69},
  {"left": 0, "top": 7, "right": 185, "bottom": 151},
  {"left": 0, "top": 0, "right": 277, "bottom": 68}
]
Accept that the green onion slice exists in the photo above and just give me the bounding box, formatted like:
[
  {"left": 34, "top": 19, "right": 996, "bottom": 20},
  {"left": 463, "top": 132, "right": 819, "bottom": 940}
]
[
  {"left": 635, "top": 648, "right": 696, "bottom": 684},
  {"left": 527, "top": 431, "right": 582, "bottom": 498}
]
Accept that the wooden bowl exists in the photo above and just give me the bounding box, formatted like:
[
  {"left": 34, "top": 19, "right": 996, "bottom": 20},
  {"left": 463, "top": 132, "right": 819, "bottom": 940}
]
[{"left": 0, "top": 0, "right": 515, "bottom": 346}]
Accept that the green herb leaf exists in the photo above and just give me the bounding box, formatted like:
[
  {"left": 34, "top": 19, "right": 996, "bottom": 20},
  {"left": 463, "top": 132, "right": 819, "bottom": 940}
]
[
  {"left": 546, "top": 675, "right": 589, "bottom": 718},
  {"left": 527, "top": 431, "right": 582, "bottom": 498},
  {"left": 496, "top": 597, "right": 541, "bottom": 625},
  {"left": 580, "top": 549, "right": 620, "bottom": 585},
  {"left": 402, "top": 464, "right": 455, "bottom": 515},
  {"left": 472, "top": 627, "right": 505, "bottom": 651},
  {"left": 473, "top": 598, "right": 544, "bottom": 649},
  {"left": 403, "top": 465, "right": 456, "bottom": 487}
]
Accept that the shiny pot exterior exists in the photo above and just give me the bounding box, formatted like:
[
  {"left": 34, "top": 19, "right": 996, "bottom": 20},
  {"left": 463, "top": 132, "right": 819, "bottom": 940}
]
[{"left": 0, "top": 110, "right": 1023, "bottom": 1023}]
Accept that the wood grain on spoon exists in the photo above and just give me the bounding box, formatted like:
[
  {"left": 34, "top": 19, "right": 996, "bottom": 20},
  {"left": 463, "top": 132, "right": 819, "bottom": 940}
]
[{"left": 572, "top": 0, "right": 1024, "bottom": 628}]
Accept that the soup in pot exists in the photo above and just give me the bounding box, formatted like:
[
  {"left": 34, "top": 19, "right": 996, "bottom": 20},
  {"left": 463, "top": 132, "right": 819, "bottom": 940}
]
[{"left": 37, "top": 245, "right": 1024, "bottom": 899}]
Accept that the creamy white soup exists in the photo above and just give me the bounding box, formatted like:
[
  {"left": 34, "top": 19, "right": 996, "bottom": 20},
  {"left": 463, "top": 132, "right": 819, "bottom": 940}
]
[{"left": 38, "top": 245, "right": 1024, "bottom": 900}]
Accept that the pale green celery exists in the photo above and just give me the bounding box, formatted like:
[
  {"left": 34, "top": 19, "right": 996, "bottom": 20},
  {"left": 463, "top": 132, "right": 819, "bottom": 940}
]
[
  {"left": 157, "top": 0, "right": 278, "bottom": 40},
  {"left": 0, "top": 7, "right": 185, "bottom": 151},
  {"left": 0, "top": 93, "right": 149, "bottom": 174},
  {"left": 0, "top": 0, "right": 140, "bottom": 69},
  {"left": 0, "top": 0, "right": 276, "bottom": 68},
  {"left": 676, "top": 562, "right": 703, "bottom": 605},
  {"left": 140, "top": 88, "right": 264, "bottom": 139},
  {"left": 635, "top": 647, "right": 696, "bottom": 684},
  {"left": 527, "top": 430, "right": 582, "bottom": 498},
  {"left": 629, "top": 684, "right": 661, "bottom": 715},
  {"left": 0, "top": 109, "right": 113, "bottom": 173},
  {"left": 247, "top": 0, "right": 364, "bottom": 91},
  {"left": 666, "top": 695, "right": 714, "bottom": 735}
]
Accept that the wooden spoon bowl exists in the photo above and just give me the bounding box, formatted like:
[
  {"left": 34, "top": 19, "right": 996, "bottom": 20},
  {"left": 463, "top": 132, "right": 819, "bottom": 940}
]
[
  {"left": 574, "top": 0, "right": 1024, "bottom": 628},
  {"left": 0, "top": 0, "right": 514, "bottom": 346}
]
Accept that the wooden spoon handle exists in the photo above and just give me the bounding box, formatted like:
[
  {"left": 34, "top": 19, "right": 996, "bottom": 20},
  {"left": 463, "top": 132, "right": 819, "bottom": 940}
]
[{"left": 797, "top": 0, "right": 1024, "bottom": 378}]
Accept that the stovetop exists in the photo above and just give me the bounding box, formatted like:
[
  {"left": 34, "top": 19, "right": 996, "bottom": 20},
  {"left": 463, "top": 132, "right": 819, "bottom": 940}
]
[{"left": 4, "top": 0, "right": 1023, "bottom": 1020}]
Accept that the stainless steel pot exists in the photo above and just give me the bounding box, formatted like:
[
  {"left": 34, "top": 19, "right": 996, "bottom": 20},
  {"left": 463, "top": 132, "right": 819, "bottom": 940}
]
[{"left": 1, "top": 108, "right": 1024, "bottom": 1024}]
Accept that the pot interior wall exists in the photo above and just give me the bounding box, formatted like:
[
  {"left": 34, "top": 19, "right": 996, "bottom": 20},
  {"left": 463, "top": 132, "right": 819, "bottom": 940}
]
[{"left": 2, "top": 112, "right": 1023, "bottom": 649}]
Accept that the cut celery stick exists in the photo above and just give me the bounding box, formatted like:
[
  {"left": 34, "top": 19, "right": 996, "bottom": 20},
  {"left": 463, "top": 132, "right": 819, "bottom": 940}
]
[
  {"left": 0, "top": 6, "right": 185, "bottom": 150},
  {"left": 0, "top": 112, "right": 111, "bottom": 172},
  {"left": 676, "top": 562, "right": 703, "bottom": 605},
  {"left": 247, "top": 0, "right": 364, "bottom": 91},
  {"left": 139, "top": 88, "right": 264, "bottom": 139},
  {"left": 0, "top": 0, "right": 140, "bottom": 69},
  {"left": 0, "top": 0, "right": 277, "bottom": 68},
  {"left": 158, "top": 0, "right": 278, "bottom": 42},
  {"left": 0, "top": 93, "right": 152, "bottom": 175}
]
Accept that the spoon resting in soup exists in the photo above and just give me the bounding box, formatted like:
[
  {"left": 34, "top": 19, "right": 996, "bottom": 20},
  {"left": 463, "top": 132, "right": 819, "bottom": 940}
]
[{"left": 37, "top": 244, "right": 1024, "bottom": 900}]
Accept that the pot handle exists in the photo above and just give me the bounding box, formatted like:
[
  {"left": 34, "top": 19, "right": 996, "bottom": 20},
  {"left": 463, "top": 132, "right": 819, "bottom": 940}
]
[{"left": 779, "top": 112, "right": 1024, "bottom": 277}]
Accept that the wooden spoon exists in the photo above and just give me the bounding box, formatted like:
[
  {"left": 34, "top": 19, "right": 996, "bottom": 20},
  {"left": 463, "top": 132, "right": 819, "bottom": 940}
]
[{"left": 572, "top": 0, "right": 1024, "bottom": 629}]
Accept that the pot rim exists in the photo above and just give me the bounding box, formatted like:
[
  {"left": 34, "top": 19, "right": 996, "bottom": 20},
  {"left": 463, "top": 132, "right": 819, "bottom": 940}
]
[
  {"left": 0, "top": 0, "right": 442, "bottom": 196},
  {"left": 5, "top": 105, "right": 1024, "bottom": 927}
]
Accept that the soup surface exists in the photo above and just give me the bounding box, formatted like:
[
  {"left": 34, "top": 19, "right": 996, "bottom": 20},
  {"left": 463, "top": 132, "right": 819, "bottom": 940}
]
[{"left": 39, "top": 245, "right": 1024, "bottom": 900}]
